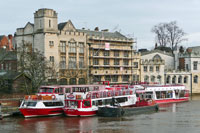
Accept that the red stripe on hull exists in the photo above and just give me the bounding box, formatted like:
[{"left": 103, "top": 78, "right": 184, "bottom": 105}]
[
  {"left": 64, "top": 109, "right": 97, "bottom": 116},
  {"left": 155, "top": 98, "right": 189, "bottom": 104},
  {"left": 19, "top": 108, "right": 64, "bottom": 118}
]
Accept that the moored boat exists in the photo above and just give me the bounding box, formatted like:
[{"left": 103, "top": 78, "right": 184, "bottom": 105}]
[
  {"left": 19, "top": 95, "right": 64, "bottom": 118},
  {"left": 63, "top": 86, "right": 137, "bottom": 117},
  {"left": 132, "top": 83, "right": 189, "bottom": 104},
  {"left": 98, "top": 104, "right": 159, "bottom": 117},
  {"left": 97, "top": 91, "right": 159, "bottom": 117}
]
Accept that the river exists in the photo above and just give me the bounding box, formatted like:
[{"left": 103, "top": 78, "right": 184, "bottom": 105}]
[{"left": 1, "top": 95, "right": 200, "bottom": 133}]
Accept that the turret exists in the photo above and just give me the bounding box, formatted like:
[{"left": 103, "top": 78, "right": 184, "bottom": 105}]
[{"left": 34, "top": 8, "right": 58, "bottom": 33}]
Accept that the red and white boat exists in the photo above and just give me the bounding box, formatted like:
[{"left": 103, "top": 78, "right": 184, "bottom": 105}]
[
  {"left": 132, "top": 83, "right": 189, "bottom": 104},
  {"left": 63, "top": 86, "right": 136, "bottom": 117},
  {"left": 19, "top": 86, "right": 66, "bottom": 118}
]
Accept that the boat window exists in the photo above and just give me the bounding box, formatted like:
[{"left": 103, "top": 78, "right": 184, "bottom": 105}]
[
  {"left": 116, "top": 97, "right": 128, "bottom": 103},
  {"left": 166, "top": 91, "right": 173, "bottom": 98},
  {"left": 98, "top": 100, "right": 103, "bottom": 106},
  {"left": 39, "top": 88, "right": 54, "bottom": 93},
  {"left": 145, "top": 92, "right": 153, "bottom": 99},
  {"left": 66, "top": 101, "right": 78, "bottom": 108},
  {"left": 65, "top": 88, "right": 71, "bottom": 93},
  {"left": 54, "top": 89, "right": 59, "bottom": 93},
  {"left": 72, "top": 87, "right": 89, "bottom": 92},
  {"left": 92, "top": 100, "right": 99, "bottom": 106},
  {"left": 179, "top": 90, "right": 185, "bottom": 97},
  {"left": 104, "top": 99, "right": 112, "bottom": 105},
  {"left": 156, "top": 91, "right": 161, "bottom": 99},
  {"left": 43, "top": 102, "right": 63, "bottom": 107},
  {"left": 83, "top": 101, "right": 91, "bottom": 107},
  {"left": 58, "top": 88, "right": 63, "bottom": 94},
  {"left": 26, "top": 102, "right": 37, "bottom": 107},
  {"left": 156, "top": 91, "right": 167, "bottom": 99}
]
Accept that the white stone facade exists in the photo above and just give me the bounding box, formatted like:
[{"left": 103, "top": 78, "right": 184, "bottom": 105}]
[{"left": 15, "top": 8, "right": 88, "bottom": 84}]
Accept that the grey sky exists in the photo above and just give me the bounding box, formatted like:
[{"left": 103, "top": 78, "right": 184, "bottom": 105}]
[{"left": 1, "top": 0, "right": 200, "bottom": 49}]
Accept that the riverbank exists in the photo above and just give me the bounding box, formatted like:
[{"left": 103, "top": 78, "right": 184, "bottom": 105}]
[{"left": 0, "top": 98, "right": 22, "bottom": 118}]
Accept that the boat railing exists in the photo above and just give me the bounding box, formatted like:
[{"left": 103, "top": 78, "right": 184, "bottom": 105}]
[{"left": 87, "top": 89, "right": 133, "bottom": 99}]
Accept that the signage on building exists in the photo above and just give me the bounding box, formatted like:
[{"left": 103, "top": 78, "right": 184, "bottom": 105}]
[{"left": 105, "top": 43, "right": 110, "bottom": 50}]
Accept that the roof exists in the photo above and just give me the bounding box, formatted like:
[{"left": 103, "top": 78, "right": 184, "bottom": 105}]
[
  {"left": 141, "top": 49, "right": 174, "bottom": 57},
  {"left": 58, "top": 22, "right": 67, "bottom": 30},
  {"left": 77, "top": 29, "right": 129, "bottom": 40},
  {"left": 0, "top": 71, "right": 27, "bottom": 80},
  {"left": 0, "top": 49, "right": 17, "bottom": 61},
  {"left": 188, "top": 46, "right": 200, "bottom": 54}
]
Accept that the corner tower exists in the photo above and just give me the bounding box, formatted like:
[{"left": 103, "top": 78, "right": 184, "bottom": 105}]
[{"left": 34, "top": 8, "right": 58, "bottom": 33}]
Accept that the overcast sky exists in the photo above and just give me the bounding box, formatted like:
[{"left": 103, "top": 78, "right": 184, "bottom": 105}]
[{"left": 1, "top": 0, "right": 200, "bottom": 49}]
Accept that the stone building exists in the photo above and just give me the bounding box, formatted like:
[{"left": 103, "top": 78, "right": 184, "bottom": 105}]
[
  {"left": 140, "top": 50, "right": 173, "bottom": 84},
  {"left": 15, "top": 8, "right": 136, "bottom": 85},
  {"left": 78, "top": 28, "right": 135, "bottom": 84},
  {"left": 176, "top": 46, "right": 200, "bottom": 93},
  {"left": 15, "top": 8, "right": 88, "bottom": 85}
]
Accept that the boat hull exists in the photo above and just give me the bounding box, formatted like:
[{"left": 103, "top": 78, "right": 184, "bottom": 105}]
[
  {"left": 64, "top": 109, "right": 97, "bottom": 117},
  {"left": 19, "top": 108, "right": 64, "bottom": 118},
  {"left": 155, "top": 97, "right": 189, "bottom": 104},
  {"left": 98, "top": 104, "right": 159, "bottom": 117}
]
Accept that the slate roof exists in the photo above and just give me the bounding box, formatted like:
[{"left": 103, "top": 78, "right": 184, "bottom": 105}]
[
  {"left": 0, "top": 71, "right": 23, "bottom": 80},
  {"left": 77, "top": 29, "right": 129, "bottom": 40},
  {"left": 58, "top": 22, "right": 67, "bottom": 30},
  {"left": 0, "top": 49, "right": 17, "bottom": 61}
]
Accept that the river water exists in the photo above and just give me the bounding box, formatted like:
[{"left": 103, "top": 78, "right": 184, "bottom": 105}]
[{"left": 1, "top": 95, "right": 200, "bottom": 133}]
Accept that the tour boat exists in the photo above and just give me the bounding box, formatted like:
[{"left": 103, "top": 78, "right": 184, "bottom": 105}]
[
  {"left": 19, "top": 85, "right": 66, "bottom": 118},
  {"left": 63, "top": 87, "right": 137, "bottom": 117},
  {"left": 19, "top": 95, "right": 64, "bottom": 118},
  {"left": 19, "top": 84, "right": 108, "bottom": 118},
  {"left": 132, "top": 83, "right": 189, "bottom": 104}
]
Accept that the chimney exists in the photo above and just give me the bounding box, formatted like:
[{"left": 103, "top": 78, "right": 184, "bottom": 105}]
[
  {"left": 8, "top": 34, "right": 13, "bottom": 51},
  {"left": 101, "top": 29, "right": 109, "bottom": 32}
]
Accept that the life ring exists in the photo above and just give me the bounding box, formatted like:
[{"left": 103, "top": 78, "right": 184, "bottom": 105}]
[
  {"left": 52, "top": 95, "right": 56, "bottom": 100},
  {"left": 86, "top": 93, "right": 91, "bottom": 99},
  {"left": 96, "top": 93, "right": 100, "bottom": 98},
  {"left": 108, "top": 91, "right": 111, "bottom": 97}
]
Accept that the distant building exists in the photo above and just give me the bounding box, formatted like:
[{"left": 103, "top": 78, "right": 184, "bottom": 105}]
[
  {"left": 140, "top": 50, "right": 174, "bottom": 84},
  {"left": 176, "top": 46, "right": 200, "bottom": 93},
  {"left": 0, "top": 35, "right": 14, "bottom": 51},
  {"left": 0, "top": 72, "right": 31, "bottom": 94},
  {"left": 0, "top": 48, "right": 17, "bottom": 72}
]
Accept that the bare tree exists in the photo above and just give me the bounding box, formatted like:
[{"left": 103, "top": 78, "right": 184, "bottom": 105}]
[
  {"left": 152, "top": 23, "right": 168, "bottom": 47},
  {"left": 166, "top": 21, "right": 186, "bottom": 52},
  {"left": 17, "top": 43, "right": 58, "bottom": 92},
  {"left": 152, "top": 21, "right": 186, "bottom": 53}
]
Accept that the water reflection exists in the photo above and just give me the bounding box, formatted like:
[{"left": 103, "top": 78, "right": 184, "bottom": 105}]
[{"left": 1, "top": 96, "right": 200, "bottom": 133}]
